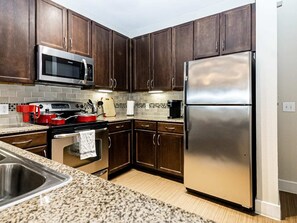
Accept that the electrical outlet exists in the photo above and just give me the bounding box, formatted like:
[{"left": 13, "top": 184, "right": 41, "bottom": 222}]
[
  {"left": 145, "top": 103, "right": 150, "bottom": 110},
  {"left": 283, "top": 102, "right": 296, "bottom": 112},
  {"left": 0, "top": 104, "right": 9, "bottom": 115}
]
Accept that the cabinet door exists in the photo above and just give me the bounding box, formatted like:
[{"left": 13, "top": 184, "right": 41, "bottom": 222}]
[
  {"left": 151, "top": 28, "right": 172, "bottom": 91},
  {"left": 26, "top": 145, "right": 47, "bottom": 158},
  {"left": 0, "top": 0, "right": 35, "bottom": 84},
  {"left": 36, "top": 0, "right": 67, "bottom": 51},
  {"left": 194, "top": 14, "right": 220, "bottom": 59},
  {"left": 135, "top": 130, "right": 156, "bottom": 169},
  {"left": 109, "top": 131, "right": 131, "bottom": 174},
  {"left": 68, "top": 11, "right": 92, "bottom": 57},
  {"left": 133, "top": 34, "right": 151, "bottom": 91},
  {"left": 113, "top": 32, "right": 129, "bottom": 91},
  {"left": 157, "top": 133, "right": 183, "bottom": 177},
  {"left": 92, "top": 22, "right": 112, "bottom": 89},
  {"left": 172, "top": 22, "right": 193, "bottom": 90},
  {"left": 220, "top": 5, "right": 252, "bottom": 55}
]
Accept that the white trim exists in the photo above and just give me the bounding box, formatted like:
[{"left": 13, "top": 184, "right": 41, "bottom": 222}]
[
  {"left": 255, "top": 199, "right": 281, "bottom": 220},
  {"left": 279, "top": 179, "right": 297, "bottom": 194}
]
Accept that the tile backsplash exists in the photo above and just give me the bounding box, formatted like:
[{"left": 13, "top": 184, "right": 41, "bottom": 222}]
[{"left": 0, "top": 83, "right": 183, "bottom": 124}]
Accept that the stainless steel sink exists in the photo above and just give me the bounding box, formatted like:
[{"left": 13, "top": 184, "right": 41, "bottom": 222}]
[{"left": 0, "top": 148, "right": 71, "bottom": 210}]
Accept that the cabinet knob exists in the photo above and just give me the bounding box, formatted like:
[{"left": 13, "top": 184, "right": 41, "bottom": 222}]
[
  {"left": 222, "top": 40, "right": 225, "bottom": 51},
  {"left": 171, "top": 77, "right": 175, "bottom": 88},
  {"left": 150, "top": 79, "right": 154, "bottom": 89},
  {"left": 63, "top": 37, "right": 67, "bottom": 49},
  {"left": 110, "top": 78, "right": 114, "bottom": 88},
  {"left": 108, "top": 136, "right": 111, "bottom": 149},
  {"left": 153, "top": 134, "right": 156, "bottom": 146},
  {"left": 70, "top": 38, "right": 73, "bottom": 50},
  {"left": 157, "top": 134, "right": 161, "bottom": 146},
  {"left": 147, "top": 80, "right": 150, "bottom": 90},
  {"left": 215, "top": 41, "right": 219, "bottom": 52}
]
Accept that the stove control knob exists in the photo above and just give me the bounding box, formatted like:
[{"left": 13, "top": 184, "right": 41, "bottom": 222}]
[
  {"left": 80, "top": 104, "right": 84, "bottom": 109},
  {"left": 39, "top": 104, "right": 43, "bottom": 109},
  {"left": 75, "top": 104, "right": 80, "bottom": 108}
]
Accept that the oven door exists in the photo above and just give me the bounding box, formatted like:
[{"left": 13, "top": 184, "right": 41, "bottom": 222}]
[{"left": 51, "top": 128, "right": 108, "bottom": 174}]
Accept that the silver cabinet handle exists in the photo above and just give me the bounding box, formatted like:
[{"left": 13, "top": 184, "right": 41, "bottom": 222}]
[
  {"left": 108, "top": 136, "right": 111, "bottom": 149},
  {"left": 110, "top": 78, "right": 114, "bottom": 88},
  {"left": 165, "top": 127, "right": 175, "bottom": 131},
  {"left": 12, "top": 139, "right": 32, "bottom": 145},
  {"left": 150, "top": 79, "right": 154, "bottom": 89},
  {"left": 43, "top": 149, "right": 47, "bottom": 158},
  {"left": 82, "top": 58, "right": 88, "bottom": 84},
  {"left": 114, "top": 78, "right": 117, "bottom": 89},
  {"left": 153, "top": 134, "right": 156, "bottom": 146},
  {"left": 215, "top": 41, "right": 219, "bottom": 52},
  {"left": 222, "top": 40, "right": 225, "bottom": 51},
  {"left": 141, "top": 124, "right": 150, "bottom": 128},
  {"left": 147, "top": 80, "right": 150, "bottom": 89},
  {"left": 171, "top": 77, "right": 175, "bottom": 88},
  {"left": 115, "top": 125, "right": 124, "bottom": 129},
  {"left": 63, "top": 37, "right": 67, "bottom": 49},
  {"left": 157, "top": 135, "right": 160, "bottom": 146},
  {"left": 69, "top": 38, "right": 73, "bottom": 49}
]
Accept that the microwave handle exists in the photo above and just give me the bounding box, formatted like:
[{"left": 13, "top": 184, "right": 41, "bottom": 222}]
[{"left": 82, "top": 58, "right": 88, "bottom": 84}]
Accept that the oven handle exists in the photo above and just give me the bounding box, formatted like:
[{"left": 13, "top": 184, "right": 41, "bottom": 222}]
[{"left": 53, "top": 128, "right": 107, "bottom": 139}]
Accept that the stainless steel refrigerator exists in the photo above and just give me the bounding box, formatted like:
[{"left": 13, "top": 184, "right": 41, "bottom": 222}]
[{"left": 184, "top": 51, "right": 255, "bottom": 208}]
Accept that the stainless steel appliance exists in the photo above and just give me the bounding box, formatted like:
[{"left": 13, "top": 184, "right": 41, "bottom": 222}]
[
  {"left": 184, "top": 51, "right": 255, "bottom": 208},
  {"left": 29, "top": 101, "right": 108, "bottom": 179},
  {"left": 37, "top": 45, "right": 94, "bottom": 86}
]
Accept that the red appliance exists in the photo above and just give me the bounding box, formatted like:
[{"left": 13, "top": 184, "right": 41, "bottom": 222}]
[{"left": 16, "top": 105, "right": 40, "bottom": 122}]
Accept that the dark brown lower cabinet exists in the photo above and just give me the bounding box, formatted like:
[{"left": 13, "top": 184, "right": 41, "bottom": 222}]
[
  {"left": 0, "top": 131, "right": 47, "bottom": 157},
  {"left": 134, "top": 120, "right": 184, "bottom": 178},
  {"left": 108, "top": 121, "right": 132, "bottom": 176},
  {"left": 135, "top": 130, "right": 156, "bottom": 169},
  {"left": 157, "top": 133, "right": 183, "bottom": 177}
]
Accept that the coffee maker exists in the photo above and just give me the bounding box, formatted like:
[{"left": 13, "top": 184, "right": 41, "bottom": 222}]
[{"left": 167, "top": 100, "right": 182, "bottom": 119}]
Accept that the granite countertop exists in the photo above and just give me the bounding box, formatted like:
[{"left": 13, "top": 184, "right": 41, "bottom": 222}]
[
  {"left": 0, "top": 141, "right": 213, "bottom": 223},
  {"left": 99, "top": 115, "right": 184, "bottom": 123},
  {"left": 0, "top": 123, "right": 49, "bottom": 136}
]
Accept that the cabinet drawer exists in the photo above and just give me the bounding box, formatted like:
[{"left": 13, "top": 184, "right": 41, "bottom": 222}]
[
  {"left": 109, "top": 121, "right": 131, "bottom": 133},
  {"left": 135, "top": 120, "right": 156, "bottom": 131},
  {"left": 25, "top": 145, "right": 47, "bottom": 158},
  {"left": 158, "top": 122, "right": 183, "bottom": 134},
  {"left": 0, "top": 131, "right": 47, "bottom": 149}
]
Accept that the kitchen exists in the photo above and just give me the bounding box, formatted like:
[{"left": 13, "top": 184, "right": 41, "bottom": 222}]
[{"left": 0, "top": 0, "right": 294, "bottom": 222}]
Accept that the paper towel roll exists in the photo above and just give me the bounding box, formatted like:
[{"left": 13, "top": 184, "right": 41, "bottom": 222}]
[{"left": 127, "top": 100, "right": 135, "bottom": 116}]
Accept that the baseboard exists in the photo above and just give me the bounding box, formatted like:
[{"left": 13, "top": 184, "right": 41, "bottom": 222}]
[
  {"left": 279, "top": 179, "right": 297, "bottom": 194},
  {"left": 255, "top": 199, "right": 281, "bottom": 220}
]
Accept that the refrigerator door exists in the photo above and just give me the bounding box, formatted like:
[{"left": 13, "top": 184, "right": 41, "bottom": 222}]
[
  {"left": 184, "top": 105, "right": 253, "bottom": 208},
  {"left": 185, "top": 52, "right": 252, "bottom": 105}
]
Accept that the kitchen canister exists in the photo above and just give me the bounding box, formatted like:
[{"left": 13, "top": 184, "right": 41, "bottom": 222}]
[{"left": 126, "top": 100, "right": 135, "bottom": 116}]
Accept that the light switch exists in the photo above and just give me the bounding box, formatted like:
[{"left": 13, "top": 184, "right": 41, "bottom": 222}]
[
  {"left": 283, "top": 102, "right": 295, "bottom": 112},
  {"left": 0, "top": 104, "right": 9, "bottom": 115}
]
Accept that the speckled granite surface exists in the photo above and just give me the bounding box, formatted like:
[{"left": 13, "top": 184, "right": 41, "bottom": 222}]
[
  {"left": 0, "top": 123, "right": 49, "bottom": 136},
  {"left": 0, "top": 141, "right": 214, "bottom": 223},
  {"left": 99, "top": 115, "right": 184, "bottom": 123}
]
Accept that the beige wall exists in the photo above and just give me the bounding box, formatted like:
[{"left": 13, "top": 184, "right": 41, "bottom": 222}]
[
  {"left": 278, "top": 0, "right": 297, "bottom": 193},
  {"left": 255, "top": 0, "right": 280, "bottom": 219}
]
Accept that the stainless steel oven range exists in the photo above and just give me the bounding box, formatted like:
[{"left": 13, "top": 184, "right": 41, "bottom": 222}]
[{"left": 29, "top": 101, "right": 109, "bottom": 179}]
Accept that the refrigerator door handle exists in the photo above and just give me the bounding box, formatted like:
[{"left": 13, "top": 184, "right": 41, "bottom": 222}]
[{"left": 184, "top": 106, "right": 189, "bottom": 150}]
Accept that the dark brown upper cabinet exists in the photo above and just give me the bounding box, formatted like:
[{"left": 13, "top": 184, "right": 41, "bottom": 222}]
[
  {"left": 194, "top": 4, "right": 254, "bottom": 59},
  {"left": 220, "top": 4, "right": 252, "bottom": 55},
  {"left": 151, "top": 28, "right": 172, "bottom": 91},
  {"left": 112, "top": 32, "right": 129, "bottom": 91},
  {"left": 133, "top": 34, "right": 151, "bottom": 91},
  {"left": 172, "top": 22, "right": 194, "bottom": 90},
  {"left": 194, "top": 14, "right": 220, "bottom": 59},
  {"left": 92, "top": 22, "right": 112, "bottom": 89},
  {"left": 36, "top": 0, "right": 91, "bottom": 57},
  {"left": 0, "top": 0, "right": 35, "bottom": 84},
  {"left": 36, "top": 0, "right": 67, "bottom": 51},
  {"left": 68, "top": 11, "right": 92, "bottom": 57}
]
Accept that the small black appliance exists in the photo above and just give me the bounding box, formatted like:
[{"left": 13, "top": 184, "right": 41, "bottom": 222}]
[{"left": 167, "top": 100, "right": 182, "bottom": 119}]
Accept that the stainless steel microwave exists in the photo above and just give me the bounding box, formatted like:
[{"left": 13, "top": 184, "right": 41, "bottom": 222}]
[{"left": 37, "top": 45, "right": 94, "bottom": 86}]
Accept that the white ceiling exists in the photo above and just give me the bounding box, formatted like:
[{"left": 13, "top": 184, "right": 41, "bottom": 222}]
[{"left": 52, "top": 0, "right": 255, "bottom": 38}]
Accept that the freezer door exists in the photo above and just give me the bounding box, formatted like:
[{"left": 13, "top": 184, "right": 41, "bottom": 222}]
[
  {"left": 184, "top": 105, "right": 253, "bottom": 208},
  {"left": 185, "top": 52, "right": 252, "bottom": 105}
]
